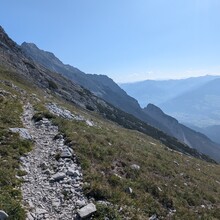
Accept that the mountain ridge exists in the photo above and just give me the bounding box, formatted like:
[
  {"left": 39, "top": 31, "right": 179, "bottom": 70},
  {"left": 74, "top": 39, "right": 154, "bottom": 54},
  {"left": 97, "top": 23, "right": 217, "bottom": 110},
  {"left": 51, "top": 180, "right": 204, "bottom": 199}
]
[
  {"left": 20, "top": 40, "right": 220, "bottom": 162},
  {"left": 120, "top": 75, "right": 220, "bottom": 107},
  {"left": 1, "top": 25, "right": 211, "bottom": 162},
  {"left": 144, "top": 104, "right": 220, "bottom": 162},
  {"left": 21, "top": 42, "right": 146, "bottom": 121}
]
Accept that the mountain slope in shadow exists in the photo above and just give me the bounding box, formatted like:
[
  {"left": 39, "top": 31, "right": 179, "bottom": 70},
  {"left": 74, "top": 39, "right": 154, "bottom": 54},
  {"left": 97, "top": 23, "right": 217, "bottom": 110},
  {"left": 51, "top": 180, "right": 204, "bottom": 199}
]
[{"left": 144, "top": 104, "right": 220, "bottom": 162}]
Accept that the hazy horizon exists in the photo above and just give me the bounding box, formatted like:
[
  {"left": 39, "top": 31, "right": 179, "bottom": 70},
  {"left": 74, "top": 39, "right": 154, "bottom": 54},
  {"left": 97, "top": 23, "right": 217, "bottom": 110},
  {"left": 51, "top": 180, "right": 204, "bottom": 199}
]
[{"left": 1, "top": 0, "right": 220, "bottom": 83}]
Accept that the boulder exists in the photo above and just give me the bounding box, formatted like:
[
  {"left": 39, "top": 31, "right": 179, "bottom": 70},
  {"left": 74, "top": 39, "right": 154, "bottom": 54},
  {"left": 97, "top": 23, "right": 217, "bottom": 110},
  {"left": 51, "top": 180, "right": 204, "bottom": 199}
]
[
  {"left": 26, "top": 212, "right": 34, "bottom": 220},
  {"left": 130, "top": 164, "right": 140, "bottom": 170},
  {"left": 66, "top": 168, "right": 80, "bottom": 177},
  {"left": 51, "top": 172, "right": 66, "bottom": 181},
  {"left": 86, "top": 120, "right": 94, "bottom": 126},
  {"left": 35, "top": 208, "right": 47, "bottom": 215},
  {"left": 9, "top": 128, "right": 32, "bottom": 140},
  {"left": 60, "top": 149, "right": 72, "bottom": 158},
  {"left": 76, "top": 200, "right": 86, "bottom": 208},
  {"left": 52, "top": 198, "right": 61, "bottom": 208},
  {"left": 77, "top": 203, "right": 96, "bottom": 218}
]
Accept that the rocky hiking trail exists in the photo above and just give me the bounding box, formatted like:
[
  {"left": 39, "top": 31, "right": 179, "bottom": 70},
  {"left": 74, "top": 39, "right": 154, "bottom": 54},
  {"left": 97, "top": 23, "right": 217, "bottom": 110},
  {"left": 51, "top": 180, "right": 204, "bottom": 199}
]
[{"left": 20, "top": 103, "right": 96, "bottom": 219}]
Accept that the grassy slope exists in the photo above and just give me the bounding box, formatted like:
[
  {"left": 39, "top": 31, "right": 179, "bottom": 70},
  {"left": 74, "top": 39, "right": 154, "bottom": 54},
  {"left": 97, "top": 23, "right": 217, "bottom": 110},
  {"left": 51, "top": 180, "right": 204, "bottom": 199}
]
[
  {"left": 0, "top": 74, "right": 32, "bottom": 219},
  {"left": 50, "top": 103, "right": 220, "bottom": 219},
  {"left": 0, "top": 67, "right": 220, "bottom": 219}
]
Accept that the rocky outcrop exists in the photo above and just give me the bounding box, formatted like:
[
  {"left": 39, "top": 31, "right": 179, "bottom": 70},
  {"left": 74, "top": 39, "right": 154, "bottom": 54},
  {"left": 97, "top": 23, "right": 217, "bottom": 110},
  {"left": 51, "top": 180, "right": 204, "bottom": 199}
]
[
  {"left": 46, "top": 103, "right": 94, "bottom": 127},
  {"left": 20, "top": 103, "right": 96, "bottom": 219},
  {"left": 9, "top": 128, "right": 32, "bottom": 140}
]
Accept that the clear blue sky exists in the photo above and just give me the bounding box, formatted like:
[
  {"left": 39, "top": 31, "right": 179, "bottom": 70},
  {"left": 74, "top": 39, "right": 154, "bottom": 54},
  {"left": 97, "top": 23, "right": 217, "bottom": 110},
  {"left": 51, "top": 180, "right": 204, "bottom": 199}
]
[{"left": 1, "top": 0, "right": 220, "bottom": 82}]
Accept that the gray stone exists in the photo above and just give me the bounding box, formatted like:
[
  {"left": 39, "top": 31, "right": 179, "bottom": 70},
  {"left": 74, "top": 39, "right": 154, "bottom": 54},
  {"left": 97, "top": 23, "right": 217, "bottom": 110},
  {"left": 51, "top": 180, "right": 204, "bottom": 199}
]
[
  {"left": 39, "top": 162, "right": 48, "bottom": 170},
  {"left": 149, "top": 214, "right": 158, "bottom": 220},
  {"left": 66, "top": 168, "right": 80, "bottom": 177},
  {"left": 46, "top": 103, "right": 75, "bottom": 119},
  {"left": 173, "top": 160, "right": 179, "bottom": 166},
  {"left": 52, "top": 198, "right": 61, "bottom": 207},
  {"left": 86, "top": 120, "right": 94, "bottom": 126},
  {"left": 51, "top": 172, "right": 66, "bottom": 181},
  {"left": 9, "top": 128, "right": 32, "bottom": 140},
  {"left": 26, "top": 212, "right": 34, "bottom": 220},
  {"left": 43, "top": 168, "right": 51, "bottom": 175},
  {"left": 60, "top": 149, "right": 72, "bottom": 158},
  {"left": 126, "top": 187, "right": 133, "bottom": 194},
  {"left": 35, "top": 208, "right": 47, "bottom": 215},
  {"left": 130, "top": 164, "right": 140, "bottom": 170},
  {"left": 0, "top": 210, "right": 8, "bottom": 220},
  {"left": 78, "top": 203, "right": 96, "bottom": 218},
  {"left": 76, "top": 200, "right": 86, "bottom": 208},
  {"left": 97, "top": 200, "right": 111, "bottom": 206},
  {"left": 28, "top": 201, "right": 35, "bottom": 209}
]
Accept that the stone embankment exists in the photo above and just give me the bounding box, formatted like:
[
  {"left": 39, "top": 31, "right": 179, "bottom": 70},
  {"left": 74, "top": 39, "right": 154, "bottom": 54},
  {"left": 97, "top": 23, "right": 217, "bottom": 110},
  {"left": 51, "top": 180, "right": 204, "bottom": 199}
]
[{"left": 19, "top": 103, "right": 96, "bottom": 219}]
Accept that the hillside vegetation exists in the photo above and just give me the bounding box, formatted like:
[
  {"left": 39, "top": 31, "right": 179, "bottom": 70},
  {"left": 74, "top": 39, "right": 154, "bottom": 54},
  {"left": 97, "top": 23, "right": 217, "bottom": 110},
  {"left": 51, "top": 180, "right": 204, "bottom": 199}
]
[
  {"left": 0, "top": 74, "right": 32, "bottom": 219},
  {"left": 1, "top": 68, "right": 220, "bottom": 219}
]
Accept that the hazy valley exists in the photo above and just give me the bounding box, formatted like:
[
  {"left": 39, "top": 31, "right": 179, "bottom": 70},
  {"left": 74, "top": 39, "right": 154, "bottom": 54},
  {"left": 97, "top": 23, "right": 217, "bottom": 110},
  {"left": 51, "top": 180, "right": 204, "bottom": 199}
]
[{"left": 121, "top": 77, "right": 220, "bottom": 145}]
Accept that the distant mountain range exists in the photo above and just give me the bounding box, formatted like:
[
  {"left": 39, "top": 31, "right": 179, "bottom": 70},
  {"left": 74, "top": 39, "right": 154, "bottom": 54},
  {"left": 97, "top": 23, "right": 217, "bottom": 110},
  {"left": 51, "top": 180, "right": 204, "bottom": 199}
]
[
  {"left": 19, "top": 40, "right": 220, "bottom": 162},
  {"left": 121, "top": 76, "right": 220, "bottom": 143},
  {"left": 120, "top": 76, "right": 220, "bottom": 107},
  {"left": 159, "top": 78, "right": 220, "bottom": 127}
]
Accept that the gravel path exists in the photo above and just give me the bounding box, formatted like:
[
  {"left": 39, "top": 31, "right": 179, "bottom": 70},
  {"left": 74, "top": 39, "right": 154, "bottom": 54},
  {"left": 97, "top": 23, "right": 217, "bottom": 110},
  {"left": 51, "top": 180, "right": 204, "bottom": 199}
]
[{"left": 20, "top": 103, "right": 92, "bottom": 219}]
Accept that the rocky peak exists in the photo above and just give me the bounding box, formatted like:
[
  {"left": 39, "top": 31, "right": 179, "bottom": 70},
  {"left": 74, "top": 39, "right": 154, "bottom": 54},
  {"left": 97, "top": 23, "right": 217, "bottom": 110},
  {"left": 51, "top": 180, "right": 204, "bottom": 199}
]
[
  {"left": 21, "top": 42, "right": 38, "bottom": 50},
  {"left": 20, "top": 42, "right": 145, "bottom": 118},
  {"left": 145, "top": 103, "right": 165, "bottom": 116},
  {"left": 0, "top": 25, "right": 8, "bottom": 40},
  {"left": 21, "top": 42, "right": 59, "bottom": 60},
  {"left": 144, "top": 103, "right": 178, "bottom": 123},
  {"left": 21, "top": 42, "right": 65, "bottom": 69},
  {"left": 0, "top": 26, "right": 20, "bottom": 52}
]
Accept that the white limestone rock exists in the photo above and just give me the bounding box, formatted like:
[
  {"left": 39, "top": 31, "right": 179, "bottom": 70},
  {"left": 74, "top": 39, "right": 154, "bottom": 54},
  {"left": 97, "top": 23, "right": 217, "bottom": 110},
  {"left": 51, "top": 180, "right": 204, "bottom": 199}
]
[
  {"left": 66, "top": 168, "right": 80, "bottom": 177},
  {"left": 51, "top": 172, "right": 66, "bottom": 181},
  {"left": 78, "top": 203, "right": 96, "bottom": 218},
  {"left": 9, "top": 128, "right": 32, "bottom": 140},
  {"left": 130, "top": 164, "right": 140, "bottom": 170},
  {"left": 60, "top": 148, "right": 72, "bottom": 158}
]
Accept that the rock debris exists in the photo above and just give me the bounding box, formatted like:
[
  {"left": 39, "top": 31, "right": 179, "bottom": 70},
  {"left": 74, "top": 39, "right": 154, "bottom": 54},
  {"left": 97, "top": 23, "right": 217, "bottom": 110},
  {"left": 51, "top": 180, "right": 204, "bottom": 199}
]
[{"left": 20, "top": 103, "right": 96, "bottom": 219}]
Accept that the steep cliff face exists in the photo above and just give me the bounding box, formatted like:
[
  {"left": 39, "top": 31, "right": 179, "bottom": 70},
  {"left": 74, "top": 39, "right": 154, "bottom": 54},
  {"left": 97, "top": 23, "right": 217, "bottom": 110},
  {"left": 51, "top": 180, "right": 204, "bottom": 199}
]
[{"left": 144, "top": 104, "right": 220, "bottom": 162}]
